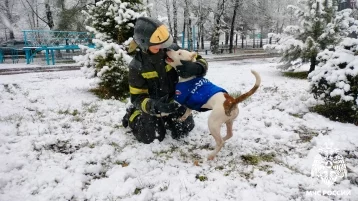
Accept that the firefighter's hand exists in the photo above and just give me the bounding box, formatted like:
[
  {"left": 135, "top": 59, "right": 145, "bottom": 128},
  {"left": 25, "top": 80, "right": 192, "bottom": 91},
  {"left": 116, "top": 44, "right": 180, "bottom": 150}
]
[
  {"left": 176, "top": 60, "right": 204, "bottom": 78},
  {"left": 149, "top": 95, "right": 180, "bottom": 114}
]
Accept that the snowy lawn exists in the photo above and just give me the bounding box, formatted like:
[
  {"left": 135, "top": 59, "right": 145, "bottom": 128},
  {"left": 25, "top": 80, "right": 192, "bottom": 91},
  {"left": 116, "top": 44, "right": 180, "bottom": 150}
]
[{"left": 1, "top": 58, "right": 358, "bottom": 201}]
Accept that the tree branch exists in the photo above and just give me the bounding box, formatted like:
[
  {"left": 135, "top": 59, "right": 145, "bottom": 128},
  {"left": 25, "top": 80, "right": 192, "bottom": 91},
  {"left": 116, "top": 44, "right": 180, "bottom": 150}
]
[{"left": 21, "top": 0, "right": 50, "bottom": 26}]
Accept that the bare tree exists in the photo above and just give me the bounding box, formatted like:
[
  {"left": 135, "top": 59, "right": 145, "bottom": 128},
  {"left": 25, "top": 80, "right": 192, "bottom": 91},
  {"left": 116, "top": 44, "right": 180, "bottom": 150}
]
[
  {"left": 44, "top": 0, "right": 54, "bottom": 29},
  {"left": 0, "top": 0, "right": 20, "bottom": 39},
  {"left": 172, "top": 0, "right": 178, "bottom": 42},
  {"left": 192, "top": 0, "right": 211, "bottom": 50},
  {"left": 146, "top": 0, "right": 151, "bottom": 17},
  {"left": 229, "top": 0, "right": 241, "bottom": 53},
  {"left": 56, "top": 0, "right": 87, "bottom": 31},
  {"left": 184, "top": 0, "right": 193, "bottom": 50},
  {"left": 182, "top": 9, "right": 186, "bottom": 48},
  {"left": 20, "top": 0, "right": 54, "bottom": 29},
  {"left": 165, "top": 0, "right": 173, "bottom": 34},
  {"left": 210, "top": 0, "right": 226, "bottom": 54}
]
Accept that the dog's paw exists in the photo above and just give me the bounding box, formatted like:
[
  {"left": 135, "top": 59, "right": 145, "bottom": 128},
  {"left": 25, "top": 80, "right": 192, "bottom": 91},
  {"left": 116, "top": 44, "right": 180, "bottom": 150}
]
[
  {"left": 207, "top": 154, "right": 215, "bottom": 160},
  {"left": 178, "top": 116, "right": 188, "bottom": 122},
  {"left": 193, "top": 160, "right": 200, "bottom": 166}
]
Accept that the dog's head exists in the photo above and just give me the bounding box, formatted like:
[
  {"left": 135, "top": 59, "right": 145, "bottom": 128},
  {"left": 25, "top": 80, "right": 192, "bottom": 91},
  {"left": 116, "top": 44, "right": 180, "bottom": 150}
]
[{"left": 165, "top": 49, "right": 197, "bottom": 68}]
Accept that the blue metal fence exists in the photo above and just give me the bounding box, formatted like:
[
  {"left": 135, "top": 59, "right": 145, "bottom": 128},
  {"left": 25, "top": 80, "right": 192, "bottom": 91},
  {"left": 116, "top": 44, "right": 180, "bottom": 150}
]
[{"left": 0, "top": 49, "right": 3, "bottom": 63}]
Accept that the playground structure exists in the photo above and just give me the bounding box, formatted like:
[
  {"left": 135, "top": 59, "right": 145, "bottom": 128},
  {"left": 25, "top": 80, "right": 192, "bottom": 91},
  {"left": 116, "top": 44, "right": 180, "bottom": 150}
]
[
  {"left": 0, "top": 30, "right": 93, "bottom": 65},
  {"left": 22, "top": 30, "right": 94, "bottom": 65}
]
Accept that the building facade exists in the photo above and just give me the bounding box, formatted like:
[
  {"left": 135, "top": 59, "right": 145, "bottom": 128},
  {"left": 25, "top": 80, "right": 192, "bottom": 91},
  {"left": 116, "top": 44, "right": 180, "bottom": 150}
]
[{"left": 338, "top": 0, "right": 357, "bottom": 11}]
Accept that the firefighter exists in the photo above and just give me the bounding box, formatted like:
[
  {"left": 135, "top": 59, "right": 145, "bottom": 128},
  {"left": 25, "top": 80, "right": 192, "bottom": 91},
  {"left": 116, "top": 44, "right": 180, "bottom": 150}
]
[{"left": 122, "top": 17, "right": 208, "bottom": 143}]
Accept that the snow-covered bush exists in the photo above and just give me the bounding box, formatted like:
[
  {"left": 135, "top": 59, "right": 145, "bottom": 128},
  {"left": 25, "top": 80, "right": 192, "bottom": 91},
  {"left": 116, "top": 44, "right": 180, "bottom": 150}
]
[
  {"left": 75, "top": 0, "right": 143, "bottom": 99},
  {"left": 309, "top": 38, "right": 358, "bottom": 125},
  {"left": 264, "top": 0, "right": 358, "bottom": 72}
]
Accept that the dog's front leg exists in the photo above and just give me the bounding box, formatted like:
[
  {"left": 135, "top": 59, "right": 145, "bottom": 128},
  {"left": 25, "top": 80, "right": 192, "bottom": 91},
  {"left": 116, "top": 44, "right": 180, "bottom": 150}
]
[{"left": 179, "top": 108, "right": 192, "bottom": 122}]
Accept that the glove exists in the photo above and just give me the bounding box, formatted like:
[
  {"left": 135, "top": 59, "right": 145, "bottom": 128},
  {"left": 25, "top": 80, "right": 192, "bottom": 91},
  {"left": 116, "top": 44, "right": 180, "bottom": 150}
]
[
  {"left": 176, "top": 60, "right": 204, "bottom": 78},
  {"left": 148, "top": 95, "right": 180, "bottom": 114},
  {"left": 121, "top": 105, "right": 136, "bottom": 128}
]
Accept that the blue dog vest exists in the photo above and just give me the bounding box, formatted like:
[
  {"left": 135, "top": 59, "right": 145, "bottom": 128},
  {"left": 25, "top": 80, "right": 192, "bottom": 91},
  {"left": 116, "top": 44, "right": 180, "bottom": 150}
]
[{"left": 175, "top": 77, "right": 227, "bottom": 111}]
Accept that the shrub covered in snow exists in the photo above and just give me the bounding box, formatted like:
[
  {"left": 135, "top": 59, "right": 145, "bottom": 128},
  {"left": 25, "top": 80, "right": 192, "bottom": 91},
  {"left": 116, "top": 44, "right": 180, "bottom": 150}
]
[
  {"left": 309, "top": 38, "right": 358, "bottom": 124},
  {"left": 265, "top": 0, "right": 358, "bottom": 73},
  {"left": 75, "top": 0, "right": 143, "bottom": 99}
]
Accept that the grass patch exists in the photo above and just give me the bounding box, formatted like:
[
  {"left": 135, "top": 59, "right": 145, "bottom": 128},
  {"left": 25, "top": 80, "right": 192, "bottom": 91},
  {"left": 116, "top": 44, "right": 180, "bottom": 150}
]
[
  {"left": 72, "top": 116, "right": 83, "bottom": 122},
  {"left": 89, "top": 87, "right": 111, "bottom": 99},
  {"left": 89, "top": 87, "right": 129, "bottom": 102},
  {"left": 289, "top": 113, "right": 304, "bottom": 118},
  {"left": 241, "top": 152, "right": 276, "bottom": 165},
  {"left": 195, "top": 174, "right": 208, "bottom": 182},
  {"left": 241, "top": 155, "right": 260, "bottom": 165},
  {"left": 215, "top": 166, "right": 224, "bottom": 170},
  {"left": 134, "top": 188, "right": 142, "bottom": 195},
  {"left": 110, "top": 142, "right": 119, "bottom": 147},
  {"left": 282, "top": 71, "right": 308, "bottom": 79},
  {"left": 294, "top": 125, "right": 319, "bottom": 143},
  {"left": 115, "top": 160, "right": 129, "bottom": 167},
  {"left": 87, "top": 104, "right": 99, "bottom": 113},
  {"left": 58, "top": 109, "right": 79, "bottom": 116}
]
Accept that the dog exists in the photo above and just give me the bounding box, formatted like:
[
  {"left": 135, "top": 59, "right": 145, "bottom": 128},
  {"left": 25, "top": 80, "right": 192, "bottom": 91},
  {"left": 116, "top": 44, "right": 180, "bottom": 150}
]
[{"left": 165, "top": 49, "right": 261, "bottom": 160}]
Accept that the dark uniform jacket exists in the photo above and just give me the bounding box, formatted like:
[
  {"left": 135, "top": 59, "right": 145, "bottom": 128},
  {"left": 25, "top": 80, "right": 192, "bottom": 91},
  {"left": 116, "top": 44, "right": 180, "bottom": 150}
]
[{"left": 128, "top": 49, "right": 208, "bottom": 114}]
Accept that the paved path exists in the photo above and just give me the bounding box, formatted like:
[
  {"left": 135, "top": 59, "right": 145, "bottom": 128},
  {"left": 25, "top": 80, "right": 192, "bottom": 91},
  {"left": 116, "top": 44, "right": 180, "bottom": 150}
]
[{"left": 0, "top": 53, "right": 280, "bottom": 75}]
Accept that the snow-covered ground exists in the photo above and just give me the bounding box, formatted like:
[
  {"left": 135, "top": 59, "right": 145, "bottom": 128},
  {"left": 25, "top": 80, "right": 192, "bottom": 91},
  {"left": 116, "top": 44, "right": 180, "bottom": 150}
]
[{"left": 1, "top": 58, "right": 357, "bottom": 201}]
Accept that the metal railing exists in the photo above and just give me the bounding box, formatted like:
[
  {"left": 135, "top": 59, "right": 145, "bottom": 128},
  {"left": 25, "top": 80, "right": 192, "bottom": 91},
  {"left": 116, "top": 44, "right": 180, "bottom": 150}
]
[{"left": 22, "top": 30, "right": 93, "bottom": 47}]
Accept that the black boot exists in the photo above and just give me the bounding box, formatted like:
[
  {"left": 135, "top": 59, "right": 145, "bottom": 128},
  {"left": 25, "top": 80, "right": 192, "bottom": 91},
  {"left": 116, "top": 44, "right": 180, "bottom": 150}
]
[{"left": 122, "top": 105, "right": 136, "bottom": 128}]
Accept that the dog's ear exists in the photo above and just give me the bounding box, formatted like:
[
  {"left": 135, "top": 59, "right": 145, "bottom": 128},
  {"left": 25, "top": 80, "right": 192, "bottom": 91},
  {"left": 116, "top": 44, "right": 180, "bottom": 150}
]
[{"left": 190, "top": 52, "right": 197, "bottom": 61}]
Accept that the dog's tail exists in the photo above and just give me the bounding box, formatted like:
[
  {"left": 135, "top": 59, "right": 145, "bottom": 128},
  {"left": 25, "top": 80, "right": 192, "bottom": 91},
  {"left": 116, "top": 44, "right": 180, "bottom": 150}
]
[{"left": 223, "top": 70, "right": 261, "bottom": 116}]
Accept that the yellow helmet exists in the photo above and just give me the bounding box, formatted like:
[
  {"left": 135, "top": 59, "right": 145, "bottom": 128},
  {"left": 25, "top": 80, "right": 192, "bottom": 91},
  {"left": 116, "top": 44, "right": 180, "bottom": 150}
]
[{"left": 133, "top": 17, "right": 173, "bottom": 51}]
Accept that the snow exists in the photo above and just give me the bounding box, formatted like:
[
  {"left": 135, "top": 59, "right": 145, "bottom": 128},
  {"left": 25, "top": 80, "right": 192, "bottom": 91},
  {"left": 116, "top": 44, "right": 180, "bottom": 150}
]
[
  {"left": 1, "top": 58, "right": 358, "bottom": 201},
  {"left": 0, "top": 63, "right": 79, "bottom": 70}
]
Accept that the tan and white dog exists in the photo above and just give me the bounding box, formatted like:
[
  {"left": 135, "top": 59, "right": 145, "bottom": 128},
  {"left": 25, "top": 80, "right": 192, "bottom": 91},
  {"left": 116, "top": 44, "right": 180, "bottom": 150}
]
[{"left": 166, "top": 49, "right": 261, "bottom": 160}]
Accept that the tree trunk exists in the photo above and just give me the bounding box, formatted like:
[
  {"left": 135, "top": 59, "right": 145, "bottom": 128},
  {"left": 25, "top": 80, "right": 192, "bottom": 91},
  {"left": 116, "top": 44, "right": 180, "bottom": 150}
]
[
  {"left": 276, "top": 21, "right": 279, "bottom": 34},
  {"left": 229, "top": 0, "right": 239, "bottom": 53},
  {"left": 182, "top": 10, "right": 186, "bottom": 48},
  {"left": 241, "top": 34, "right": 244, "bottom": 48},
  {"left": 146, "top": 0, "right": 151, "bottom": 17},
  {"left": 309, "top": 55, "right": 316, "bottom": 73},
  {"left": 45, "top": 0, "right": 54, "bottom": 29},
  {"left": 36, "top": 0, "right": 39, "bottom": 27},
  {"left": 197, "top": 26, "right": 201, "bottom": 50},
  {"left": 235, "top": 33, "right": 238, "bottom": 47},
  {"left": 184, "top": 0, "right": 193, "bottom": 51},
  {"left": 200, "top": 24, "right": 204, "bottom": 49},
  {"left": 210, "top": 0, "right": 226, "bottom": 54},
  {"left": 260, "top": 26, "right": 263, "bottom": 48},
  {"left": 188, "top": 17, "right": 193, "bottom": 51},
  {"left": 165, "top": 0, "right": 173, "bottom": 34},
  {"left": 172, "top": 0, "right": 178, "bottom": 43},
  {"left": 253, "top": 30, "right": 255, "bottom": 48},
  {"left": 4, "top": 0, "right": 14, "bottom": 39},
  {"left": 225, "top": 32, "right": 229, "bottom": 45}
]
